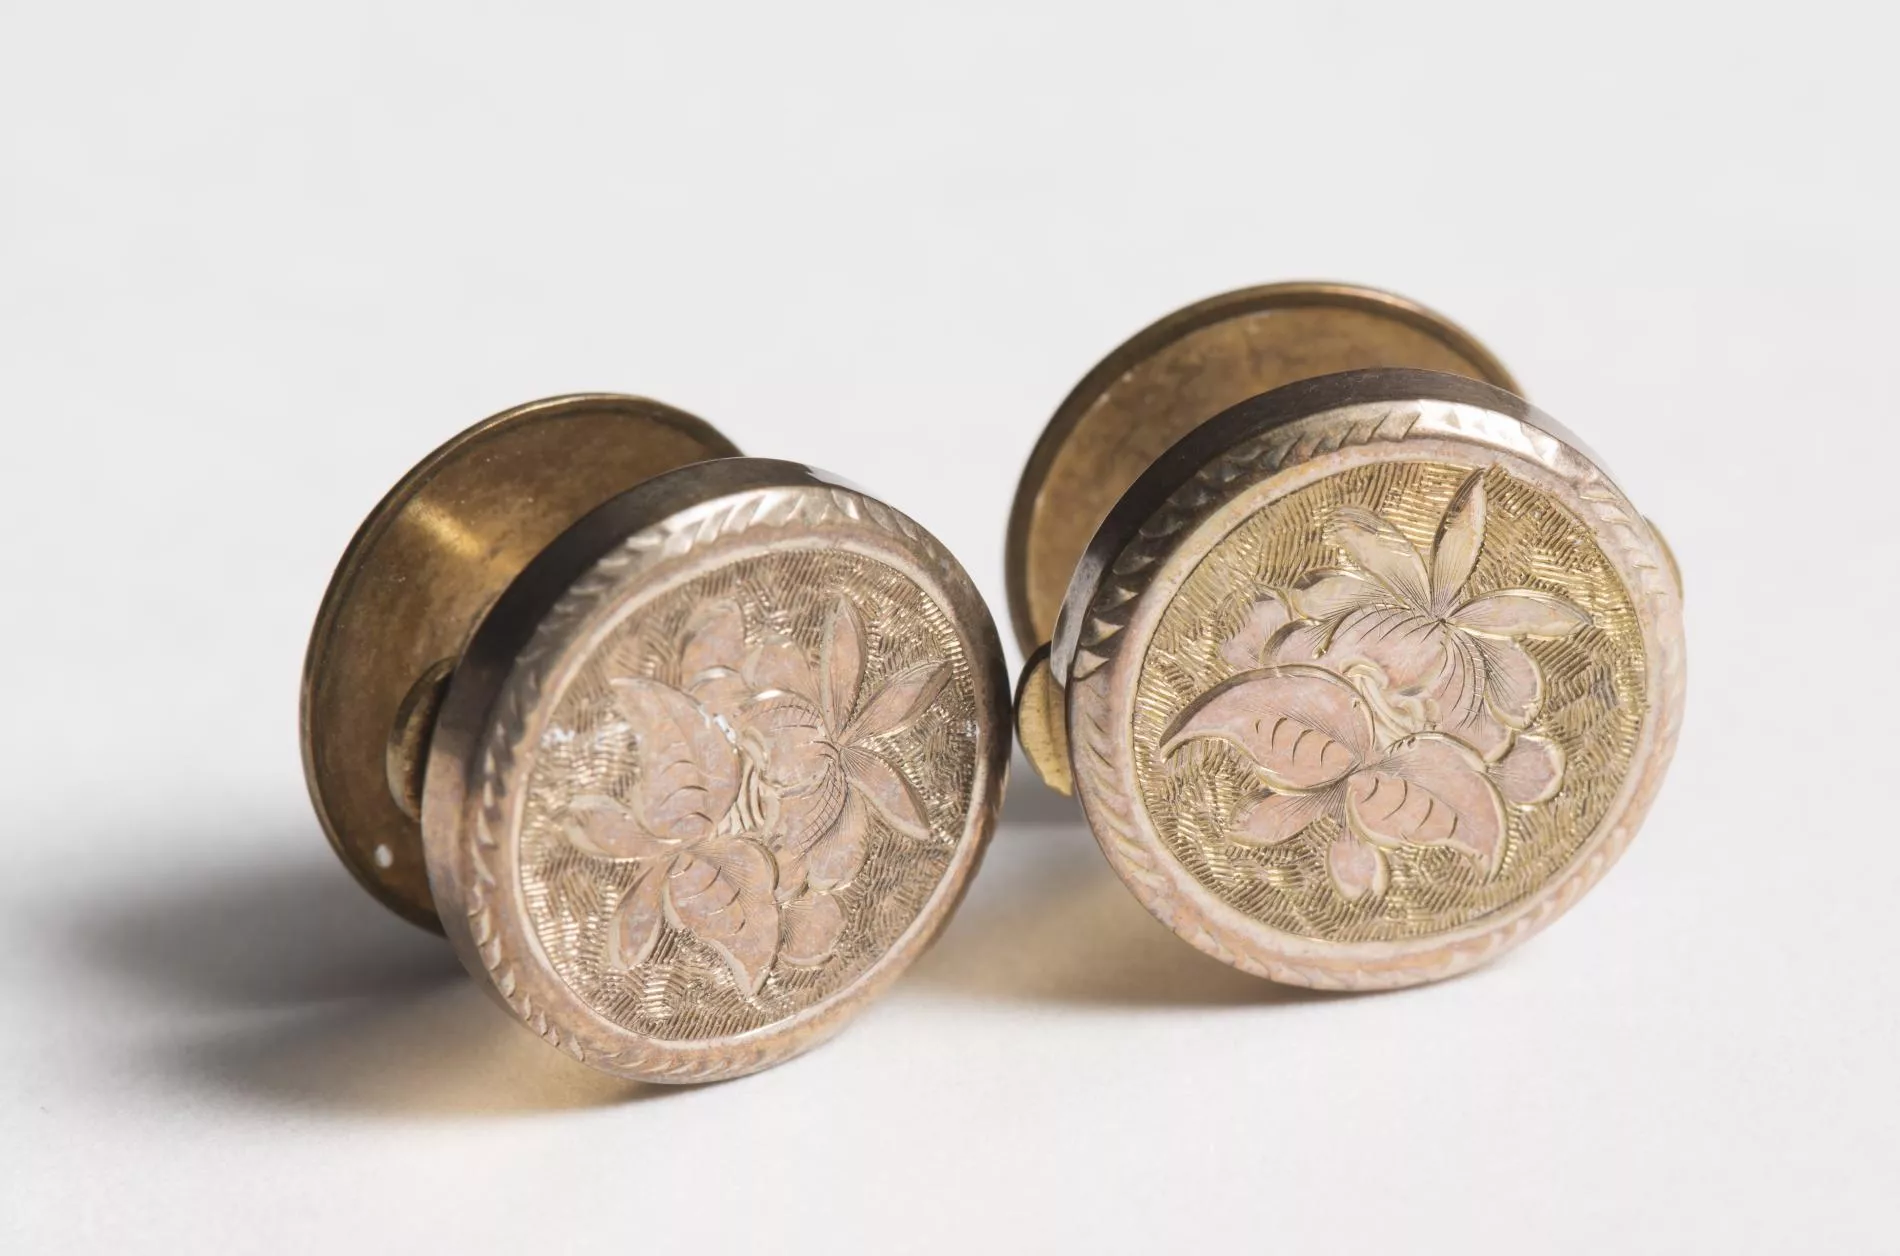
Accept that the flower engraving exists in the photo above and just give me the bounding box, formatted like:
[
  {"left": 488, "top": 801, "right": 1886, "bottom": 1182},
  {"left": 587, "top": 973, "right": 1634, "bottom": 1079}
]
[
  {"left": 1224, "top": 472, "right": 1588, "bottom": 760},
  {"left": 1165, "top": 472, "right": 1587, "bottom": 901},
  {"left": 560, "top": 596, "right": 947, "bottom": 993}
]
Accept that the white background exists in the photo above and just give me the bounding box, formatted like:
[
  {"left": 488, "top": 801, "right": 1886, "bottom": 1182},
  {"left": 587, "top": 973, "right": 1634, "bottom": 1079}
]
[{"left": 3, "top": 3, "right": 1894, "bottom": 1252}]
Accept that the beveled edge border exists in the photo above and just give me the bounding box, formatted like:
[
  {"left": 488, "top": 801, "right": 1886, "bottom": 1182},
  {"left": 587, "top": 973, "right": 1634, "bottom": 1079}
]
[
  {"left": 422, "top": 463, "right": 1010, "bottom": 1081},
  {"left": 1064, "top": 375, "right": 1685, "bottom": 989}
]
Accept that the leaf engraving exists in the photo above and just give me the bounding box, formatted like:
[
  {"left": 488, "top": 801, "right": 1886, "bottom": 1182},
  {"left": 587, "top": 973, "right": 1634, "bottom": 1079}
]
[
  {"left": 1233, "top": 790, "right": 1331, "bottom": 846},
  {"left": 1327, "top": 830, "right": 1388, "bottom": 901},
  {"left": 746, "top": 634, "right": 817, "bottom": 699},
  {"left": 820, "top": 596, "right": 864, "bottom": 731},
  {"left": 737, "top": 692, "right": 836, "bottom": 792},
  {"left": 780, "top": 891, "right": 845, "bottom": 968},
  {"left": 681, "top": 601, "right": 747, "bottom": 684},
  {"left": 664, "top": 838, "right": 780, "bottom": 995},
  {"left": 1347, "top": 735, "right": 1508, "bottom": 874},
  {"left": 610, "top": 678, "right": 741, "bottom": 845},
  {"left": 1161, "top": 666, "right": 1372, "bottom": 791},
  {"left": 1330, "top": 506, "right": 1430, "bottom": 607},
  {"left": 1493, "top": 734, "right": 1564, "bottom": 805},
  {"left": 806, "top": 791, "right": 870, "bottom": 890},
  {"left": 1289, "top": 569, "right": 1383, "bottom": 621},
  {"left": 845, "top": 661, "right": 951, "bottom": 741},
  {"left": 608, "top": 870, "right": 665, "bottom": 970},
  {"left": 1449, "top": 591, "right": 1589, "bottom": 639},
  {"left": 564, "top": 794, "right": 679, "bottom": 860},
  {"left": 843, "top": 745, "right": 932, "bottom": 839},
  {"left": 1220, "top": 594, "right": 1293, "bottom": 670},
  {"left": 1429, "top": 472, "right": 1487, "bottom": 611}
]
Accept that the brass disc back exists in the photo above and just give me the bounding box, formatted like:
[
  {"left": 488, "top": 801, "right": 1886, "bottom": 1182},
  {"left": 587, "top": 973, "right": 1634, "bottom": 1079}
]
[
  {"left": 300, "top": 394, "right": 741, "bottom": 931},
  {"left": 1005, "top": 281, "right": 1520, "bottom": 657}
]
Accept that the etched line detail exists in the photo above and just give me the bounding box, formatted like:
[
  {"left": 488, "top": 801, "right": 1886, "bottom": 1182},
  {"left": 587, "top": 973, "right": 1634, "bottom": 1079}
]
[
  {"left": 1066, "top": 407, "right": 1681, "bottom": 988},
  {"left": 464, "top": 487, "right": 982, "bottom": 1080}
]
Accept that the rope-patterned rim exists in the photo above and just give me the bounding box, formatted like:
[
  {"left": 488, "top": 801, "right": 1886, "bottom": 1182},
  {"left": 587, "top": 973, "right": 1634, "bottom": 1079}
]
[
  {"left": 1066, "top": 395, "right": 1686, "bottom": 990},
  {"left": 437, "top": 482, "right": 1007, "bottom": 1081}
]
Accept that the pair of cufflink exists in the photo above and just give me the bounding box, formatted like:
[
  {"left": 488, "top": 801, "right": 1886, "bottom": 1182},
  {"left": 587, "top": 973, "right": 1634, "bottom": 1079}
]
[{"left": 301, "top": 281, "right": 1685, "bottom": 1083}]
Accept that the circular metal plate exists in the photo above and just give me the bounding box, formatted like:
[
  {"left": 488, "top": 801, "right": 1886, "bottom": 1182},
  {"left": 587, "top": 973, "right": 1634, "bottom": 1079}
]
[
  {"left": 1058, "top": 370, "right": 1683, "bottom": 990},
  {"left": 1007, "top": 282, "right": 1519, "bottom": 657},
  {"left": 300, "top": 395, "right": 741, "bottom": 931},
  {"left": 423, "top": 460, "right": 1009, "bottom": 1081}
]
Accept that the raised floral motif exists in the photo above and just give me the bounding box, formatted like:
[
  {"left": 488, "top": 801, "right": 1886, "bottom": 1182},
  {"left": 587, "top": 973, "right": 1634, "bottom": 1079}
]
[
  {"left": 1165, "top": 471, "right": 1587, "bottom": 900},
  {"left": 560, "top": 596, "right": 948, "bottom": 994}
]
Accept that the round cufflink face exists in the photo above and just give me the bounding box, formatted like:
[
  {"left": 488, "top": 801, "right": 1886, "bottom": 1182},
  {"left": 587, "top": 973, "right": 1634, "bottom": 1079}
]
[
  {"left": 304, "top": 397, "right": 1008, "bottom": 1081},
  {"left": 1050, "top": 369, "right": 1683, "bottom": 989},
  {"left": 1007, "top": 282, "right": 1519, "bottom": 658},
  {"left": 424, "top": 459, "right": 1008, "bottom": 1081}
]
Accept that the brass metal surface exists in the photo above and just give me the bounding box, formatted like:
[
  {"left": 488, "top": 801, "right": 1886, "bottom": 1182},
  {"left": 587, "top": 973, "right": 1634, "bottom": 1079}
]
[
  {"left": 1006, "top": 282, "right": 1519, "bottom": 657},
  {"left": 1043, "top": 368, "right": 1684, "bottom": 989},
  {"left": 385, "top": 657, "right": 452, "bottom": 823},
  {"left": 301, "top": 395, "right": 739, "bottom": 931},
  {"left": 1013, "top": 644, "right": 1071, "bottom": 797}
]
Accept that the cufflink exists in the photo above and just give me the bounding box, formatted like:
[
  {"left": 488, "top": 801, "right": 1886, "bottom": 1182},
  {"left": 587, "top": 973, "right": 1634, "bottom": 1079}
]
[
  {"left": 303, "top": 394, "right": 1008, "bottom": 1079},
  {"left": 1010, "top": 284, "right": 1683, "bottom": 989}
]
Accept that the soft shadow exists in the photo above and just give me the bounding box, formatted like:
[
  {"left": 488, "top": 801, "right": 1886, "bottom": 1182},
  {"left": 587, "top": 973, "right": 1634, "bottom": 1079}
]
[
  {"left": 914, "top": 764, "right": 1336, "bottom": 1008},
  {"left": 993, "top": 767, "right": 1089, "bottom": 829},
  {"left": 70, "top": 823, "right": 666, "bottom": 1118},
  {"left": 170, "top": 982, "right": 681, "bottom": 1118},
  {"left": 79, "top": 839, "right": 459, "bottom": 1011}
]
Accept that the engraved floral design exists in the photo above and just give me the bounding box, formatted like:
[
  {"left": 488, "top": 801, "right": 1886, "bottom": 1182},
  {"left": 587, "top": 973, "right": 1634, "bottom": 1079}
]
[
  {"left": 560, "top": 596, "right": 947, "bottom": 994},
  {"left": 1165, "top": 472, "right": 1586, "bottom": 901},
  {"left": 1222, "top": 472, "right": 1588, "bottom": 760}
]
